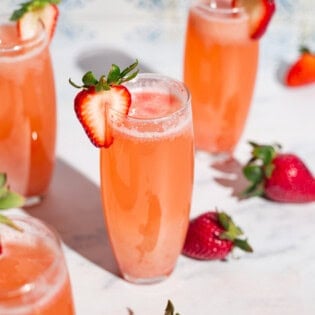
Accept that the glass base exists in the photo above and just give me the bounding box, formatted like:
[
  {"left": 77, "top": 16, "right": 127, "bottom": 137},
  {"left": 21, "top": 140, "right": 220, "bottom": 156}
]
[
  {"left": 123, "top": 273, "right": 169, "bottom": 285},
  {"left": 23, "top": 195, "right": 44, "bottom": 208},
  {"left": 195, "top": 150, "right": 232, "bottom": 166}
]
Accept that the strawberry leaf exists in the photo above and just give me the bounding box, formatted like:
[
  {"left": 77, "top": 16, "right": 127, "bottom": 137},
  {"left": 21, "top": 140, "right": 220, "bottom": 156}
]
[
  {"left": 248, "top": 141, "right": 259, "bottom": 148},
  {"left": 69, "top": 60, "right": 139, "bottom": 92},
  {"left": 217, "top": 211, "right": 230, "bottom": 230},
  {"left": 243, "top": 164, "right": 263, "bottom": 183},
  {"left": 0, "top": 173, "right": 25, "bottom": 209},
  {"left": 242, "top": 142, "right": 281, "bottom": 198},
  {"left": 243, "top": 181, "right": 264, "bottom": 197},
  {"left": 165, "top": 300, "right": 180, "bottom": 315},
  {"left": 0, "top": 173, "right": 25, "bottom": 255},
  {"left": 124, "top": 70, "right": 139, "bottom": 83},
  {"left": 82, "top": 71, "right": 98, "bottom": 87},
  {"left": 120, "top": 59, "right": 139, "bottom": 78},
  {"left": 252, "top": 145, "right": 275, "bottom": 164},
  {"left": 300, "top": 46, "right": 311, "bottom": 54},
  {"left": 95, "top": 76, "right": 110, "bottom": 92},
  {"left": 0, "top": 192, "right": 25, "bottom": 210},
  {"left": 218, "top": 212, "right": 243, "bottom": 240},
  {"left": 107, "top": 64, "right": 121, "bottom": 85},
  {"left": 233, "top": 238, "right": 253, "bottom": 253},
  {"left": 217, "top": 212, "right": 253, "bottom": 254},
  {"left": 0, "top": 214, "right": 23, "bottom": 232}
]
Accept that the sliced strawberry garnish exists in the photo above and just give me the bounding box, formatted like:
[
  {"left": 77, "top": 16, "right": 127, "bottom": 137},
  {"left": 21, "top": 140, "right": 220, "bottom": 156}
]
[
  {"left": 70, "top": 60, "right": 139, "bottom": 148},
  {"left": 285, "top": 47, "right": 315, "bottom": 87},
  {"left": 232, "top": 0, "right": 275, "bottom": 40},
  {"left": 74, "top": 86, "right": 131, "bottom": 148},
  {"left": 10, "top": 0, "right": 60, "bottom": 41}
]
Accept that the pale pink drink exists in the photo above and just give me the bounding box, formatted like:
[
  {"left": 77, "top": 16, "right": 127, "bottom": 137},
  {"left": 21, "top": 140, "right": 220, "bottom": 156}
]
[
  {"left": 0, "top": 216, "right": 75, "bottom": 314},
  {"left": 100, "top": 74, "right": 194, "bottom": 284},
  {"left": 0, "top": 16, "right": 56, "bottom": 205},
  {"left": 184, "top": 0, "right": 259, "bottom": 156}
]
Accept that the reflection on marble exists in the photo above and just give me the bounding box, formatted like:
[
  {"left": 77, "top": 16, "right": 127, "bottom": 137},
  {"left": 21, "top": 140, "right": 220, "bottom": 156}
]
[{"left": 2, "top": 0, "right": 315, "bottom": 314}]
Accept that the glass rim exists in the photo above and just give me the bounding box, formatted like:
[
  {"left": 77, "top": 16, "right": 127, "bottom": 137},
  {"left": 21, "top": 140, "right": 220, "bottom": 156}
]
[
  {"left": 194, "top": 1, "right": 245, "bottom": 16},
  {"left": 118, "top": 72, "right": 191, "bottom": 124},
  {"left": 0, "top": 215, "right": 63, "bottom": 301},
  {"left": 0, "top": 14, "right": 47, "bottom": 54}
]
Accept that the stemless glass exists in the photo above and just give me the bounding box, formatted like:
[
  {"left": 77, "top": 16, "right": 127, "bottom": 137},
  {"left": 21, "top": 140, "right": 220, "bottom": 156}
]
[
  {"left": 100, "top": 74, "right": 194, "bottom": 284},
  {"left": 184, "top": 0, "right": 259, "bottom": 158},
  {"left": 0, "top": 216, "right": 75, "bottom": 314},
  {"left": 0, "top": 16, "right": 56, "bottom": 206}
]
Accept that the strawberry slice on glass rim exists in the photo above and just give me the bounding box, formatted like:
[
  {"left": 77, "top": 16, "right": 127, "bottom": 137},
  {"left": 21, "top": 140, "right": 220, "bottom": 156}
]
[
  {"left": 232, "top": 0, "right": 276, "bottom": 40},
  {"left": 69, "top": 60, "right": 139, "bottom": 148},
  {"left": 10, "top": 0, "right": 61, "bottom": 41}
]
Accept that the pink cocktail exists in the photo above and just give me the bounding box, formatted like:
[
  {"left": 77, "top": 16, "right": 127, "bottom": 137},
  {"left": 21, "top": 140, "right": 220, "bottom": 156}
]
[
  {"left": 0, "top": 216, "right": 75, "bottom": 314},
  {"left": 184, "top": 0, "right": 259, "bottom": 156},
  {"left": 0, "top": 17, "right": 56, "bottom": 205},
  {"left": 100, "top": 74, "right": 194, "bottom": 284}
]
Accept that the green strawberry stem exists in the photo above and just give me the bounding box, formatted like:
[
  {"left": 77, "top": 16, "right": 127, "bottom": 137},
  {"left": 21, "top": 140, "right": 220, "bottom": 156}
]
[
  {"left": 69, "top": 60, "right": 139, "bottom": 92},
  {"left": 0, "top": 173, "right": 25, "bottom": 232},
  {"left": 0, "top": 174, "right": 25, "bottom": 210},
  {"left": 218, "top": 211, "right": 253, "bottom": 253},
  {"left": 242, "top": 142, "right": 280, "bottom": 198},
  {"left": 0, "top": 214, "right": 23, "bottom": 232},
  {"left": 127, "top": 300, "right": 179, "bottom": 315},
  {"left": 300, "top": 46, "right": 311, "bottom": 54},
  {"left": 10, "top": 0, "right": 61, "bottom": 21},
  {"left": 165, "top": 300, "right": 180, "bottom": 315}
]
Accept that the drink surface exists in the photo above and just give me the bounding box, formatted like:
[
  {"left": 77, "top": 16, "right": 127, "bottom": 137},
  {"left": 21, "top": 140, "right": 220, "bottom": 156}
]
[
  {"left": 0, "top": 236, "right": 75, "bottom": 314},
  {"left": 184, "top": 0, "right": 259, "bottom": 154},
  {"left": 128, "top": 91, "right": 183, "bottom": 119},
  {"left": 0, "top": 23, "right": 56, "bottom": 197},
  {"left": 101, "top": 90, "right": 194, "bottom": 281}
]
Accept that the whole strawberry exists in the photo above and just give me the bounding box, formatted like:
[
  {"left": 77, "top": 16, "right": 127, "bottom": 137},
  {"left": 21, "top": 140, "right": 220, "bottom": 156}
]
[
  {"left": 182, "top": 211, "right": 252, "bottom": 260},
  {"left": 285, "top": 46, "right": 315, "bottom": 87},
  {"left": 243, "top": 142, "right": 315, "bottom": 203}
]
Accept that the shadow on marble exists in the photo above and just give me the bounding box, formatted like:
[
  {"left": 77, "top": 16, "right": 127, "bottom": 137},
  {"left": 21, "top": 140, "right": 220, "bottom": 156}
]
[
  {"left": 276, "top": 59, "right": 290, "bottom": 86},
  {"left": 27, "top": 158, "right": 120, "bottom": 277},
  {"left": 211, "top": 158, "right": 249, "bottom": 200},
  {"left": 76, "top": 47, "right": 153, "bottom": 77}
]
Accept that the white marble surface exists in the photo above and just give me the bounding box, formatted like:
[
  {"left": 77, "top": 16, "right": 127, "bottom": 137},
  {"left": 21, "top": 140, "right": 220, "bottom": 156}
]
[{"left": 3, "top": 0, "right": 315, "bottom": 314}]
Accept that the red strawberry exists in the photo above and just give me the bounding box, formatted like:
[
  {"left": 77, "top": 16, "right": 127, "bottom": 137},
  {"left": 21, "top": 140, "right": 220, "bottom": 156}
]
[
  {"left": 10, "top": 0, "right": 60, "bottom": 41},
  {"left": 74, "top": 85, "right": 130, "bottom": 148},
  {"left": 70, "top": 60, "right": 139, "bottom": 148},
  {"left": 285, "top": 47, "right": 315, "bottom": 87},
  {"left": 232, "top": 0, "right": 276, "bottom": 39},
  {"left": 182, "top": 211, "right": 253, "bottom": 260},
  {"left": 243, "top": 142, "right": 315, "bottom": 203}
]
